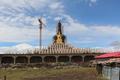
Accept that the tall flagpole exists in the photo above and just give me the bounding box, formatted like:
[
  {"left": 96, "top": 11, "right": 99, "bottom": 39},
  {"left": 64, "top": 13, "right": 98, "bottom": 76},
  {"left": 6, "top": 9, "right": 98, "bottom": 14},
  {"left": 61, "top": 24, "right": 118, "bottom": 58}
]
[{"left": 38, "top": 18, "right": 43, "bottom": 51}]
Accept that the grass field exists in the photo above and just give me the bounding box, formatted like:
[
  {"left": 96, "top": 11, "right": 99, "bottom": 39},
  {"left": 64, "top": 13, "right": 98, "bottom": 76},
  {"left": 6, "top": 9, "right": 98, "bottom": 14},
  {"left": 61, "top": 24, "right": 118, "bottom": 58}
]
[{"left": 0, "top": 67, "right": 107, "bottom": 80}]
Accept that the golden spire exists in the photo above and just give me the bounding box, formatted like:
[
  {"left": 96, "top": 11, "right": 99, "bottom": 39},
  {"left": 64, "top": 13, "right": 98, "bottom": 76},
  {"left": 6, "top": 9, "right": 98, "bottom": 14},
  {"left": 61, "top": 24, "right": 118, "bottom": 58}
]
[{"left": 53, "top": 21, "right": 66, "bottom": 44}]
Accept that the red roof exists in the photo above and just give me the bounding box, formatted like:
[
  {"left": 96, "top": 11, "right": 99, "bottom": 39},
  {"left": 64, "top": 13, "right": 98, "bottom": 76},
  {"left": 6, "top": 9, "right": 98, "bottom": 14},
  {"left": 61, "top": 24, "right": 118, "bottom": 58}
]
[{"left": 95, "top": 52, "right": 120, "bottom": 59}]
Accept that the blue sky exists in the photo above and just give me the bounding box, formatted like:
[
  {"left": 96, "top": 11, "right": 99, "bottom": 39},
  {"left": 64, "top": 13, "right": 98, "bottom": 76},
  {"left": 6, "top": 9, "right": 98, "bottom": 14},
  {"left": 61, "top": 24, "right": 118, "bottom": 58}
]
[{"left": 0, "top": 0, "right": 120, "bottom": 48}]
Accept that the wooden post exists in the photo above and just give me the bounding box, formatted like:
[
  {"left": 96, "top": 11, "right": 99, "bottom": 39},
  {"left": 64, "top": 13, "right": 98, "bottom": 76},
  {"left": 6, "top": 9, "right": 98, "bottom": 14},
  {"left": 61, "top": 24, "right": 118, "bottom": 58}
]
[
  {"left": 4, "top": 75, "right": 6, "bottom": 80},
  {"left": 13, "top": 56, "right": 16, "bottom": 64}
]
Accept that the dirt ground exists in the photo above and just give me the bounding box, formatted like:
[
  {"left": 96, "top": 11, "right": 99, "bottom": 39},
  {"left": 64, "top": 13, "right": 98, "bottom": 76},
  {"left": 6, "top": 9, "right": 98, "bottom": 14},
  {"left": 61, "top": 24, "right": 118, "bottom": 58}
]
[{"left": 24, "top": 69, "right": 104, "bottom": 80}]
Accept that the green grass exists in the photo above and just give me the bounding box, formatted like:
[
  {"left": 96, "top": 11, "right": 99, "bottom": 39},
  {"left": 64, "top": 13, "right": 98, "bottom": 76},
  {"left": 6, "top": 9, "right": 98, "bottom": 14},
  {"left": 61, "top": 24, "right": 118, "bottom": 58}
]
[{"left": 0, "top": 67, "right": 107, "bottom": 80}]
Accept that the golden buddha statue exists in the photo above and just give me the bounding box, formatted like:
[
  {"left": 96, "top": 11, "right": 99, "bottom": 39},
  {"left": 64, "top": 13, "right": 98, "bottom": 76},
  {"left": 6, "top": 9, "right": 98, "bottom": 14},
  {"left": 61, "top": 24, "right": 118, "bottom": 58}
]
[{"left": 56, "top": 32, "right": 63, "bottom": 44}]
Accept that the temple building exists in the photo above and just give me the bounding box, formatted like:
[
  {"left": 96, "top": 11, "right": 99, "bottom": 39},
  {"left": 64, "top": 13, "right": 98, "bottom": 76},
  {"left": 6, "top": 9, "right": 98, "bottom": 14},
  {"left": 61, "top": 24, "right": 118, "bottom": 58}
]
[{"left": 0, "top": 21, "right": 104, "bottom": 65}]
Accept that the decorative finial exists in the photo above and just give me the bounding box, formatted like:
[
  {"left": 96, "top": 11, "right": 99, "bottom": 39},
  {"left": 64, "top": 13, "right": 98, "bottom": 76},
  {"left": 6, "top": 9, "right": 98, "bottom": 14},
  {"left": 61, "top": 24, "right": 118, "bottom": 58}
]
[{"left": 38, "top": 17, "right": 46, "bottom": 28}]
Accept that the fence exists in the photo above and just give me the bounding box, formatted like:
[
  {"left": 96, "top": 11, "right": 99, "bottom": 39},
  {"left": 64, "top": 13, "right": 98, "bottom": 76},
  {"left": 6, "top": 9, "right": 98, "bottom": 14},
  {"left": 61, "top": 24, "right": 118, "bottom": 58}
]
[{"left": 102, "top": 66, "right": 120, "bottom": 80}]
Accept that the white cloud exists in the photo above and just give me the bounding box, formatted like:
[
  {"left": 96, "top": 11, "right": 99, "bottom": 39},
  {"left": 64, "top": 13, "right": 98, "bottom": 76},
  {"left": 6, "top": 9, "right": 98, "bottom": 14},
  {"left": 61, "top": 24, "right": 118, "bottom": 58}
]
[
  {"left": 54, "top": 16, "right": 62, "bottom": 21},
  {"left": 90, "top": 0, "right": 97, "bottom": 3},
  {"left": 0, "top": 0, "right": 64, "bottom": 15},
  {"left": 0, "top": 43, "right": 49, "bottom": 54},
  {"left": 63, "top": 14, "right": 88, "bottom": 35},
  {"left": 0, "top": 0, "right": 63, "bottom": 43},
  {"left": 88, "top": 0, "right": 98, "bottom": 7},
  {"left": 92, "top": 26, "right": 120, "bottom": 36},
  {"left": 0, "top": 0, "right": 49, "bottom": 10},
  {"left": 0, "top": 0, "right": 64, "bottom": 26},
  {"left": 12, "top": 43, "right": 33, "bottom": 50},
  {"left": 49, "top": 2, "right": 64, "bottom": 10},
  {"left": 0, "top": 22, "right": 52, "bottom": 42},
  {"left": 110, "top": 41, "right": 120, "bottom": 49},
  {"left": 62, "top": 14, "right": 120, "bottom": 37},
  {"left": 0, "top": 22, "right": 34, "bottom": 42},
  {"left": 0, "top": 43, "right": 33, "bottom": 54},
  {"left": 74, "top": 40, "right": 94, "bottom": 44}
]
